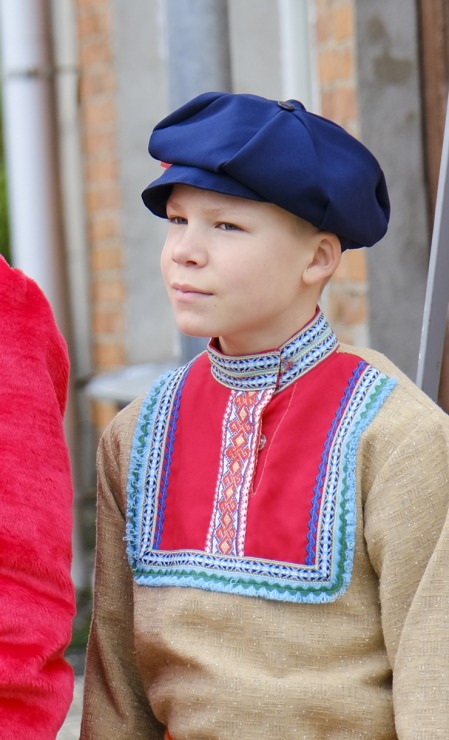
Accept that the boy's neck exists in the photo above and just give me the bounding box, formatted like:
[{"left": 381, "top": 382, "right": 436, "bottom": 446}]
[{"left": 214, "top": 307, "right": 321, "bottom": 357}]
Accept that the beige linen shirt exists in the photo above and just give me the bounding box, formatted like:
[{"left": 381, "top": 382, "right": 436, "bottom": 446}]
[{"left": 81, "top": 346, "right": 449, "bottom": 739}]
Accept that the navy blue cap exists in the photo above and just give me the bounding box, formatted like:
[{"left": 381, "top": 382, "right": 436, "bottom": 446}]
[{"left": 142, "top": 92, "right": 390, "bottom": 250}]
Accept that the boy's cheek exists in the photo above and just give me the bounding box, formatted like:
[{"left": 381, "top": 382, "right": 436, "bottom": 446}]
[
  {"left": 160, "top": 254, "right": 171, "bottom": 286},
  {"left": 160, "top": 249, "right": 168, "bottom": 273}
]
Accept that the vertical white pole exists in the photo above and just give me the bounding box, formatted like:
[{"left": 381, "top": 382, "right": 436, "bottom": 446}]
[
  {"left": 0, "top": 0, "right": 64, "bottom": 318},
  {"left": 278, "top": 0, "right": 319, "bottom": 111}
]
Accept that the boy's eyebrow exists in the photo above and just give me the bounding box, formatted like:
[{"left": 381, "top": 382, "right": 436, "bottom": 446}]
[{"left": 166, "top": 199, "right": 248, "bottom": 218}]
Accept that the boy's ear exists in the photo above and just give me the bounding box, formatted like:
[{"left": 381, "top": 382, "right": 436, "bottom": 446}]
[{"left": 302, "top": 232, "right": 342, "bottom": 286}]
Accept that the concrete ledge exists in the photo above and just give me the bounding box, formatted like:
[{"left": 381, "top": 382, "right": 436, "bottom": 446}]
[{"left": 85, "top": 362, "right": 177, "bottom": 406}]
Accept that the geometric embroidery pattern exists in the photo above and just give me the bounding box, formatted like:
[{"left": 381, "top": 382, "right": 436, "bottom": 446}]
[{"left": 206, "top": 388, "right": 274, "bottom": 557}]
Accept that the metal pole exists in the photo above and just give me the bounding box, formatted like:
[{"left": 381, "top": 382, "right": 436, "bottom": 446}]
[
  {"left": 51, "top": 0, "right": 91, "bottom": 589},
  {"left": 165, "top": 0, "right": 232, "bottom": 363},
  {"left": 166, "top": 0, "right": 232, "bottom": 107},
  {"left": 416, "top": 95, "right": 449, "bottom": 400}
]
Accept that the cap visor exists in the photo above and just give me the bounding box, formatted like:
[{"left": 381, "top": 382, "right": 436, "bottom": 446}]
[{"left": 142, "top": 164, "right": 266, "bottom": 216}]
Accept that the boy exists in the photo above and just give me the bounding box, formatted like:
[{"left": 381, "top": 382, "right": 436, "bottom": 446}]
[{"left": 81, "top": 93, "right": 449, "bottom": 738}]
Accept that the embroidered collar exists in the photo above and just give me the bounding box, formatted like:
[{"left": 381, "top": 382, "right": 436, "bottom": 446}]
[{"left": 207, "top": 310, "right": 339, "bottom": 392}]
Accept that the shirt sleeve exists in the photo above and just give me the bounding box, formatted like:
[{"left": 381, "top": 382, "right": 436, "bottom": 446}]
[
  {"left": 81, "top": 409, "right": 165, "bottom": 739},
  {"left": 364, "top": 401, "right": 449, "bottom": 737},
  {"left": 0, "top": 258, "right": 75, "bottom": 738}
]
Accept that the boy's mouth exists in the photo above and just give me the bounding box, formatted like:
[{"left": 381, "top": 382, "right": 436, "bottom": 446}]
[{"left": 172, "top": 282, "right": 212, "bottom": 296}]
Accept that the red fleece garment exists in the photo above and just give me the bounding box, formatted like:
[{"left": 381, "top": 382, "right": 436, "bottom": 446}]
[{"left": 0, "top": 257, "right": 75, "bottom": 738}]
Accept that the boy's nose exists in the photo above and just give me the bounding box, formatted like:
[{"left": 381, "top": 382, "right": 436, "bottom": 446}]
[{"left": 171, "top": 225, "right": 207, "bottom": 266}]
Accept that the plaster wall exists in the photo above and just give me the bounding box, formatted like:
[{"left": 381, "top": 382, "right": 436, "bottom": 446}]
[
  {"left": 228, "top": 0, "right": 282, "bottom": 97},
  {"left": 110, "top": 0, "right": 175, "bottom": 364},
  {"left": 355, "top": 0, "right": 429, "bottom": 378}
]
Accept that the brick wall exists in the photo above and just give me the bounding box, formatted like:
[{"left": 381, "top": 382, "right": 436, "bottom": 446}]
[
  {"left": 76, "top": 0, "right": 125, "bottom": 429},
  {"left": 314, "top": 0, "right": 369, "bottom": 346}
]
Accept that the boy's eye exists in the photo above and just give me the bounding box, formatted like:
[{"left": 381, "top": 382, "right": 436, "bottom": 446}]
[
  {"left": 217, "top": 222, "right": 241, "bottom": 231},
  {"left": 168, "top": 216, "right": 187, "bottom": 225}
]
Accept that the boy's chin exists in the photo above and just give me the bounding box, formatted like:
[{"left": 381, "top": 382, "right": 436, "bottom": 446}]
[{"left": 176, "top": 324, "right": 211, "bottom": 339}]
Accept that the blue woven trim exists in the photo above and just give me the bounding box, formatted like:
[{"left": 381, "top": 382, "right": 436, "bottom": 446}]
[
  {"left": 279, "top": 331, "right": 338, "bottom": 390},
  {"left": 127, "top": 363, "right": 397, "bottom": 604},
  {"left": 126, "top": 364, "right": 191, "bottom": 568},
  {"left": 153, "top": 370, "right": 189, "bottom": 550},
  {"left": 306, "top": 360, "right": 367, "bottom": 565},
  {"left": 208, "top": 311, "right": 338, "bottom": 391},
  {"left": 330, "top": 371, "right": 398, "bottom": 601}
]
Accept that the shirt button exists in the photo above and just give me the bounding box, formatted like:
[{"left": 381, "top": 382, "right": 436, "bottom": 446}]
[{"left": 258, "top": 433, "right": 267, "bottom": 451}]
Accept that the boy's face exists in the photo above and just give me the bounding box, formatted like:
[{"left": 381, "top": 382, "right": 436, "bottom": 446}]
[{"left": 161, "top": 184, "right": 319, "bottom": 356}]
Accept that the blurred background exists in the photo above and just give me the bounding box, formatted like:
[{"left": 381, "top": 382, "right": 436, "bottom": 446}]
[{"left": 0, "top": 0, "right": 448, "bottom": 674}]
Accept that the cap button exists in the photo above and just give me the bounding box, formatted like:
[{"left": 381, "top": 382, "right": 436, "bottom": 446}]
[{"left": 277, "top": 100, "right": 296, "bottom": 111}]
